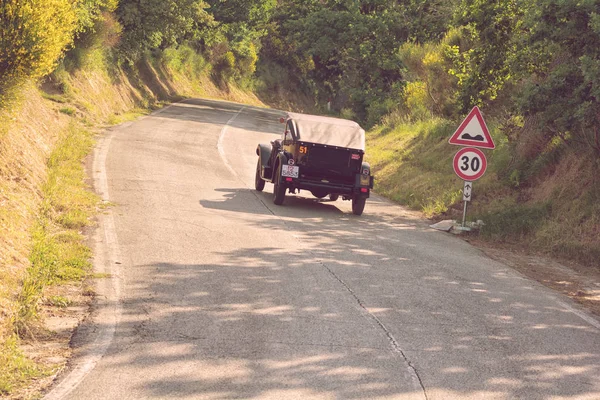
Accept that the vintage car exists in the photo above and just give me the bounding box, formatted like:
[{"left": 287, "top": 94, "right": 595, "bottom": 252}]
[{"left": 255, "top": 112, "right": 374, "bottom": 215}]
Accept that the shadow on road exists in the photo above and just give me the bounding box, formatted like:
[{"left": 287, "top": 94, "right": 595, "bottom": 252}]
[
  {"left": 103, "top": 253, "right": 600, "bottom": 399},
  {"left": 155, "top": 98, "right": 285, "bottom": 135},
  {"left": 87, "top": 185, "right": 600, "bottom": 399}
]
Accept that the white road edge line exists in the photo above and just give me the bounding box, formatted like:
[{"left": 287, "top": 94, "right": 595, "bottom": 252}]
[
  {"left": 555, "top": 299, "right": 600, "bottom": 330},
  {"left": 43, "top": 132, "right": 121, "bottom": 400},
  {"left": 42, "top": 103, "right": 178, "bottom": 399},
  {"left": 218, "top": 106, "right": 246, "bottom": 178},
  {"left": 43, "top": 100, "right": 247, "bottom": 398}
]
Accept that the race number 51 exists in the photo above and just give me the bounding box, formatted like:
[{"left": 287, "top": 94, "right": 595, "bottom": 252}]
[{"left": 453, "top": 147, "right": 487, "bottom": 181}]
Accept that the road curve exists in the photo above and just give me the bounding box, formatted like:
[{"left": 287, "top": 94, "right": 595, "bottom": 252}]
[{"left": 46, "top": 99, "right": 599, "bottom": 400}]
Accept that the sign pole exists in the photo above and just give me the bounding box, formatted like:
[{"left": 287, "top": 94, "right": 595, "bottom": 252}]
[{"left": 462, "top": 200, "right": 468, "bottom": 228}]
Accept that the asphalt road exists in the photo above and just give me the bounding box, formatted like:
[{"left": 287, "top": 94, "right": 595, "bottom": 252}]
[{"left": 46, "top": 99, "right": 599, "bottom": 400}]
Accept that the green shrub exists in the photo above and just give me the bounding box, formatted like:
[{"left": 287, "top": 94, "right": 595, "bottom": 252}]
[
  {"left": 233, "top": 41, "right": 258, "bottom": 80},
  {"left": 213, "top": 51, "right": 236, "bottom": 83}
]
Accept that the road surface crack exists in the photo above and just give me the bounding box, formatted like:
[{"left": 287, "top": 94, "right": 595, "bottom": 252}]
[
  {"left": 317, "top": 259, "right": 429, "bottom": 400},
  {"left": 248, "top": 190, "right": 428, "bottom": 398}
]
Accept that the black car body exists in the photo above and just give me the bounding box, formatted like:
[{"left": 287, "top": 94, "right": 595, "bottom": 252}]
[{"left": 255, "top": 112, "right": 374, "bottom": 215}]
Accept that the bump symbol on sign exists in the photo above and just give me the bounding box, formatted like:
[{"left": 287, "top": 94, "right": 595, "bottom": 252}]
[{"left": 461, "top": 133, "right": 484, "bottom": 142}]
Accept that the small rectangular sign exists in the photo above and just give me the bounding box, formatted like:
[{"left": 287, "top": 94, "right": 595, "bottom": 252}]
[
  {"left": 463, "top": 181, "right": 473, "bottom": 202},
  {"left": 281, "top": 165, "right": 299, "bottom": 178}
]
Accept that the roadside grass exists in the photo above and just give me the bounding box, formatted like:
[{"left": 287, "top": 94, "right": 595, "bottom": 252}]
[
  {"left": 0, "top": 335, "right": 46, "bottom": 396},
  {"left": 106, "top": 108, "right": 150, "bottom": 126},
  {"left": 16, "top": 122, "right": 98, "bottom": 335},
  {"left": 0, "top": 122, "right": 99, "bottom": 395},
  {"left": 367, "top": 117, "right": 477, "bottom": 217}
]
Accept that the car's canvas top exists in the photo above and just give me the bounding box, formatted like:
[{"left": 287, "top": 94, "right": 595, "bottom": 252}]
[{"left": 287, "top": 112, "right": 365, "bottom": 150}]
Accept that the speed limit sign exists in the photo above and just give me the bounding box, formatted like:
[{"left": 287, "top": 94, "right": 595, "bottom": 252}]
[{"left": 453, "top": 147, "right": 487, "bottom": 181}]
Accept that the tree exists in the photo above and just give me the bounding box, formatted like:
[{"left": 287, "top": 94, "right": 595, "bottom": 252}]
[
  {"left": 116, "top": 0, "right": 213, "bottom": 59},
  {"left": 259, "top": 0, "right": 456, "bottom": 124},
  {"left": 75, "top": 0, "right": 119, "bottom": 34},
  {"left": 516, "top": 0, "right": 600, "bottom": 156},
  {"left": 451, "top": 0, "right": 524, "bottom": 112},
  {"left": 205, "top": 0, "right": 276, "bottom": 28}
]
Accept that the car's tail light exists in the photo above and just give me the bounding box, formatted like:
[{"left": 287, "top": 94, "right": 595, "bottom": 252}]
[
  {"left": 361, "top": 188, "right": 368, "bottom": 193},
  {"left": 286, "top": 177, "right": 293, "bottom": 182}
]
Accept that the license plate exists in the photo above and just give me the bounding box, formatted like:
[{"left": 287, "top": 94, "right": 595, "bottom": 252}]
[
  {"left": 360, "top": 175, "right": 370, "bottom": 186},
  {"left": 281, "top": 165, "right": 299, "bottom": 178}
]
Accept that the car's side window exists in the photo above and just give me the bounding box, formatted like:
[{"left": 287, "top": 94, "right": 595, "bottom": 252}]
[{"left": 284, "top": 121, "right": 294, "bottom": 142}]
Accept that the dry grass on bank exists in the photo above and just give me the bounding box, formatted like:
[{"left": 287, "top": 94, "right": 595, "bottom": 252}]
[{"left": 0, "top": 86, "right": 69, "bottom": 395}]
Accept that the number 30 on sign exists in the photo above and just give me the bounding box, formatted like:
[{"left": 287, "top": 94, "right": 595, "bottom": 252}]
[{"left": 453, "top": 147, "right": 487, "bottom": 181}]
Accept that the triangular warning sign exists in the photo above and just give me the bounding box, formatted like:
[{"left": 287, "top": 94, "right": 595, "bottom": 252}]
[{"left": 449, "top": 106, "right": 495, "bottom": 149}]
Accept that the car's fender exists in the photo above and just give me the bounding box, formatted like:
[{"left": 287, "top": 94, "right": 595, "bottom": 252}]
[{"left": 256, "top": 144, "right": 272, "bottom": 179}]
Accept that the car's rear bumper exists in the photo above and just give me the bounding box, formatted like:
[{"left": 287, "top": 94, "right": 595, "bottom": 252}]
[{"left": 283, "top": 176, "right": 373, "bottom": 197}]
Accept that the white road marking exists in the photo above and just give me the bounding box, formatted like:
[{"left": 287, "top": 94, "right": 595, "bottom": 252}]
[
  {"left": 217, "top": 106, "right": 246, "bottom": 178},
  {"left": 43, "top": 125, "right": 127, "bottom": 400},
  {"left": 555, "top": 299, "right": 600, "bottom": 330}
]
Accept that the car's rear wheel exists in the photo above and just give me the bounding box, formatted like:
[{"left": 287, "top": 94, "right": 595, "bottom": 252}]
[
  {"left": 352, "top": 196, "right": 366, "bottom": 215},
  {"left": 255, "top": 158, "right": 265, "bottom": 192},
  {"left": 273, "top": 165, "right": 286, "bottom": 205},
  {"left": 329, "top": 194, "right": 339, "bottom": 201}
]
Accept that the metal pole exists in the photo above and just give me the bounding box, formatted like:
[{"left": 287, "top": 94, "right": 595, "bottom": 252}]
[{"left": 462, "top": 200, "right": 468, "bottom": 228}]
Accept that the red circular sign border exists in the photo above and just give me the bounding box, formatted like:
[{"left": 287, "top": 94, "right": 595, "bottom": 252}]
[{"left": 453, "top": 147, "right": 487, "bottom": 181}]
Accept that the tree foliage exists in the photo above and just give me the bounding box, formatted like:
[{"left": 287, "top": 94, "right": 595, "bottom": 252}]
[
  {"left": 516, "top": 0, "right": 600, "bottom": 156},
  {"left": 451, "top": 0, "right": 524, "bottom": 112},
  {"left": 0, "top": 0, "right": 78, "bottom": 93},
  {"left": 75, "top": 0, "right": 119, "bottom": 34},
  {"left": 261, "top": 0, "right": 456, "bottom": 124},
  {"left": 116, "top": 0, "right": 214, "bottom": 60}
]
